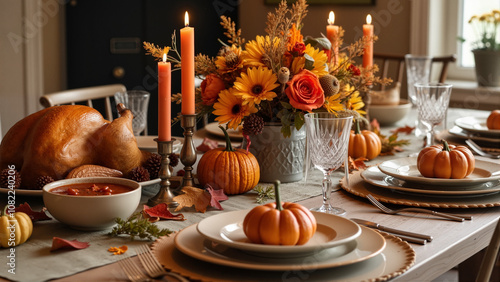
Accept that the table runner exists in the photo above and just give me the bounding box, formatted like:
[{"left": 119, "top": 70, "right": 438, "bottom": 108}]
[{"left": 0, "top": 107, "right": 488, "bottom": 281}]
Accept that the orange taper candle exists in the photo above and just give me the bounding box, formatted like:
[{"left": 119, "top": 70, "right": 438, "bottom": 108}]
[
  {"left": 326, "top": 11, "right": 339, "bottom": 65},
  {"left": 158, "top": 52, "right": 172, "bottom": 141},
  {"left": 362, "top": 14, "right": 374, "bottom": 74},
  {"left": 180, "top": 11, "right": 195, "bottom": 115}
]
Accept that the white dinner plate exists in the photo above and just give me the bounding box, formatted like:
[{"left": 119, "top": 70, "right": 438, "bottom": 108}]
[
  {"left": 196, "top": 209, "right": 362, "bottom": 257},
  {"left": 205, "top": 122, "right": 243, "bottom": 139},
  {"left": 175, "top": 224, "right": 385, "bottom": 271},
  {"left": 0, "top": 178, "right": 160, "bottom": 196},
  {"left": 378, "top": 157, "right": 500, "bottom": 187},
  {"left": 448, "top": 126, "right": 500, "bottom": 143},
  {"left": 362, "top": 166, "right": 500, "bottom": 196},
  {"left": 136, "top": 135, "right": 183, "bottom": 153},
  {"left": 455, "top": 116, "right": 500, "bottom": 137}
]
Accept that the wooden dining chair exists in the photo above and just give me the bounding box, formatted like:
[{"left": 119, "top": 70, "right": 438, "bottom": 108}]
[
  {"left": 39, "top": 84, "right": 126, "bottom": 121},
  {"left": 373, "top": 53, "right": 457, "bottom": 91},
  {"left": 476, "top": 218, "right": 500, "bottom": 282}
]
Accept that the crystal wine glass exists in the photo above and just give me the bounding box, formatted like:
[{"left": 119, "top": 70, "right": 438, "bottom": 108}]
[
  {"left": 304, "top": 113, "right": 353, "bottom": 215},
  {"left": 114, "top": 90, "right": 150, "bottom": 135},
  {"left": 414, "top": 83, "right": 452, "bottom": 147}
]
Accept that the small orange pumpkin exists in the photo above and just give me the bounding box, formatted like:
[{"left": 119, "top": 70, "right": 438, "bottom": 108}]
[
  {"left": 348, "top": 119, "right": 382, "bottom": 160},
  {"left": 417, "top": 140, "right": 475, "bottom": 179},
  {"left": 197, "top": 126, "right": 260, "bottom": 195},
  {"left": 243, "top": 181, "right": 317, "bottom": 245},
  {"left": 487, "top": 110, "right": 500, "bottom": 130}
]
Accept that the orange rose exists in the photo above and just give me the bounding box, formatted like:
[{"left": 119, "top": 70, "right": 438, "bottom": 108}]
[
  {"left": 285, "top": 69, "right": 324, "bottom": 111},
  {"left": 201, "top": 74, "right": 226, "bottom": 106}
]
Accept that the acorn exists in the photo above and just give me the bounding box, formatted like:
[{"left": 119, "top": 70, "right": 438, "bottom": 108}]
[{"left": 319, "top": 74, "right": 340, "bottom": 96}]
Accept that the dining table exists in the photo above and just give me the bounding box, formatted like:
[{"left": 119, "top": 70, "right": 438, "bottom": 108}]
[{"left": 0, "top": 106, "right": 499, "bottom": 282}]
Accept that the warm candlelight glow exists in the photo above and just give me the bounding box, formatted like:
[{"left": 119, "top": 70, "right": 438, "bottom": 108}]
[
  {"left": 366, "top": 14, "right": 372, "bottom": 25},
  {"left": 328, "top": 11, "right": 335, "bottom": 25},
  {"left": 163, "top": 52, "right": 166, "bottom": 63},
  {"left": 185, "top": 11, "right": 189, "bottom": 27}
]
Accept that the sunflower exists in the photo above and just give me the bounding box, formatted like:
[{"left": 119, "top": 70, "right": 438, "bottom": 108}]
[
  {"left": 343, "top": 84, "right": 366, "bottom": 115},
  {"left": 215, "top": 46, "right": 244, "bottom": 74},
  {"left": 213, "top": 89, "right": 257, "bottom": 130},
  {"left": 323, "top": 93, "right": 344, "bottom": 113},
  {"left": 242, "top": 36, "right": 279, "bottom": 68},
  {"left": 290, "top": 44, "right": 328, "bottom": 76},
  {"left": 233, "top": 67, "right": 279, "bottom": 105}
]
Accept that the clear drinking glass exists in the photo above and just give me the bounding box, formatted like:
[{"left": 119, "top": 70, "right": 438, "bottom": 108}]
[
  {"left": 405, "top": 54, "right": 432, "bottom": 106},
  {"left": 304, "top": 113, "right": 353, "bottom": 216},
  {"left": 414, "top": 83, "right": 452, "bottom": 147},
  {"left": 114, "top": 90, "right": 150, "bottom": 136}
]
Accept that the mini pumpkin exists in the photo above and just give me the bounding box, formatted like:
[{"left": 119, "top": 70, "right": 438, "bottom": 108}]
[
  {"left": 417, "top": 140, "right": 475, "bottom": 179},
  {"left": 487, "top": 110, "right": 500, "bottom": 130},
  {"left": 243, "top": 181, "right": 317, "bottom": 245},
  {"left": 197, "top": 126, "right": 260, "bottom": 195},
  {"left": 0, "top": 206, "right": 33, "bottom": 247},
  {"left": 348, "top": 119, "right": 382, "bottom": 160}
]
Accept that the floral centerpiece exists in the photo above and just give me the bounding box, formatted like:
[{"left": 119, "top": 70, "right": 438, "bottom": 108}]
[{"left": 144, "top": 0, "right": 389, "bottom": 138}]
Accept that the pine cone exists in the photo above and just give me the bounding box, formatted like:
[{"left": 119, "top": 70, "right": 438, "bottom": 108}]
[
  {"left": 243, "top": 115, "right": 265, "bottom": 136},
  {"left": 319, "top": 74, "right": 340, "bottom": 96},
  {"left": 169, "top": 153, "right": 179, "bottom": 168},
  {"left": 0, "top": 168, "right": 21, "bottom": 189},
  {"left": 128, "top": 166, "right": 150, "bottom": 182},
  {"left": 144, "top": 154, "right": 161, "bottom": 179},
  {"left": 37, "top": 175, "right": 54, "bottom": 190}
]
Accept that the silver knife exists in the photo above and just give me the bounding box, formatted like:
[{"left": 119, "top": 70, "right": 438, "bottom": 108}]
[{"left": 351, "top": 218, "right": 433, "bottom": 242}]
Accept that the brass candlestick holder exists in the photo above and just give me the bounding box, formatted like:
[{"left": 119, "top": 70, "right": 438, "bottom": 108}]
[
  {"left": 180, "top": 115, "right": 197, "bottom": 188},
  {"left": 148, "top": 138, "right": 178, "bottom": 207}
]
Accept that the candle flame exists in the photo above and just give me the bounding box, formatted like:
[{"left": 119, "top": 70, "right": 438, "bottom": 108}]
[
  {"left": 366, "top": 14, "right": 372, "bottom": 24},
  {"left": 185, "top": 11, "right": 189, "bottom": 27},
  {"left": 328, "top": 11, "right": 335, "bottom": 25},
  {"left": 163, "top": 53, "right": 166, "bottom": 63}
]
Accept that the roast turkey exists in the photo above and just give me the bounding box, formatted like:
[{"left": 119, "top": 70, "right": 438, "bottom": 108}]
[{"left": 0, "top": 104, "right": 151, "bottom": 189}]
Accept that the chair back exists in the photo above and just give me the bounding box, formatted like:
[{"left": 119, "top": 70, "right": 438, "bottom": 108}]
[
  {"left": 39, "top": 84, "right": 126, "bottom": 121},
  {"left": 476, "top": 218, "right": 500, "bottom": 282}
]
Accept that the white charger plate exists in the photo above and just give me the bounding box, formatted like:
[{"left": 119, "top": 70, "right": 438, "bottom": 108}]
[
  {"left": 0, "top": 178, "right": 160, "bottom": 196},
  {"left": 205, "top": 122, "right": 243, "bottom": 139},
  {"left": 175, "top": 224, "right": 385, "bottom": 271},
  {"left": 362, "top": 166, "right": 500, "bottom": 196},
  {"left": 136, "top": 135, "right": 183, "bottom": 153},
  {"left": 378, "top": 157, "right": 500, "bottom": 187},
  {"left": 455, "top": 116, "right": 500, "bottom": 137},
  {"left": 196, "top": 209, "right": 362, "bottom": 257}
]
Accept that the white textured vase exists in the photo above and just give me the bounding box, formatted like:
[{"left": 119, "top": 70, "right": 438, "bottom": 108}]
[{"left": 245, "top": 124, "right": 306, "bottom": 183}]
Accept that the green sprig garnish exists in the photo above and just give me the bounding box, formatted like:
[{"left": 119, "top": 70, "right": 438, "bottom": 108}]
[
  {"left": 254, "top": 185, "right": 275, "bottom": 204},
  {"left": 108, "top": 212, "right": 172, "bottom": 241}
]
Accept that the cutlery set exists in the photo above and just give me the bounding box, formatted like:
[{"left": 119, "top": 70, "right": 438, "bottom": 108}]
[{"left": 451, "top": 116, "right": 500, "bottom": 159}]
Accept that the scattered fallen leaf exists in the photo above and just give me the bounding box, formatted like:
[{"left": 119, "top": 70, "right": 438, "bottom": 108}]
[
  {"left": 206, "top": 185, "right": 228, "bottom": 210},
  {"left": 196, "top": 138, "right": 219, "bottom": 152},
  {"left": 348, "top": 157, "right": 368, "bottom": 171},
  {"left": 15, "top": 202, "right": 52, "bottom": 221},
  {"left": 370, "top": 119, "right": 380, "bottom": 134},
  {"left": 50, "top": 237, "right": 90, "bottom": 252},
  {"left": 108, "top": 245, "right": 128, "bottom": 255},
  {"left": 391, "top": 125, "right": 415, "bottom": 135},
  {"left": 142, "top": 203, "right": 185, "bottom": 221},
  {"left": 173, "top": 186, "right": 210, "bottom": 213}
]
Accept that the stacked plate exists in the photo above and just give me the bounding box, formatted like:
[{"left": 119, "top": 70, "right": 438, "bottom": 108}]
[
  {"left": 135, "top": 136, "right": 183, "bottom": 153},
  {"left": 171, "top": 209, "right": 397, "bottom": 272},
  {"left": 448, "top": 116, "right": 500, "bottom": 144},
  {"left": 361, "top": 157, "right": 500, "bottom": 197}
]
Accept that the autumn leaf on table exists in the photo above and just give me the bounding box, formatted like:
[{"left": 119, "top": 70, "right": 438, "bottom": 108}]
[
  {"left": 206, "top": 184, "right": 228, "bottom": 210},
  {"left": 348, "top": 156, "right": 368, "bottom": 171},
  {"left": 142, "top": 203, "right": 185, "bottom": 221},
  {"left": 15, "top": 202, "right": 51, "bottom": 221},
  {"left": 370, "top": 119, "right": 381, "bottom": 134},
  {"left": 379, "top": 132, "right": 410, "bottom": 155},
  {"left": 173, "top": 186, "right": 211, "bottom": 213},
  {"left": 50, "top": 237, "right": 90, "bottom": 252},
  {"left": 391, "top": 125, "right": 415, "bottom": 135}
]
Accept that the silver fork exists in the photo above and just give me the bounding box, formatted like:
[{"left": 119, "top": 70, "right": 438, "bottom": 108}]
[
  {"left": 136, "top": 244, "right": 189, "bottom": 282},
  {"left": 367, "top": 194, "right": 472, "bottom": 221},
  {"left": 118, "top": 254, "right": 150, "bottom": 282},
  {"left": 465, "top": 139, "right": 500, "bottom": 159}
]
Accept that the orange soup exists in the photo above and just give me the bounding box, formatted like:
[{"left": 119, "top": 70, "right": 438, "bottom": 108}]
[{"left": 50, "top": 183, "right": 134, "bottom": 196}]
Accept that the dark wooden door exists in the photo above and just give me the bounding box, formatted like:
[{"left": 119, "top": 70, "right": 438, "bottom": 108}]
[{"left": 66, "top": 0, "right": 238, "bottom": 136}]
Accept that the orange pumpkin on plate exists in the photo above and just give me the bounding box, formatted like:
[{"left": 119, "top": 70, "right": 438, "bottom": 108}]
[
  {"left": 243, "top": 181, "right": 317, "bottom": 245},
  {"left": 417, "top": 140, "right": 475, "bottom": 179},
  {"left": 486, "top": 110, "right": 500, "bottom": 130}
]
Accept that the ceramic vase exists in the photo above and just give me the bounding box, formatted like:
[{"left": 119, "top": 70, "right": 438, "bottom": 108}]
[{"left": 473, "top": 50, "right": 500, "bottom": 87}]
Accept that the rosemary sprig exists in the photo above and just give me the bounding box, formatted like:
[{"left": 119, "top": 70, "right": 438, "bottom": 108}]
[
  {"left": 108, "top": 212, "right": 172, "bottom": 241},
  {"left": 254, "top": 185, "right": 275, "bottom": 204}
]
